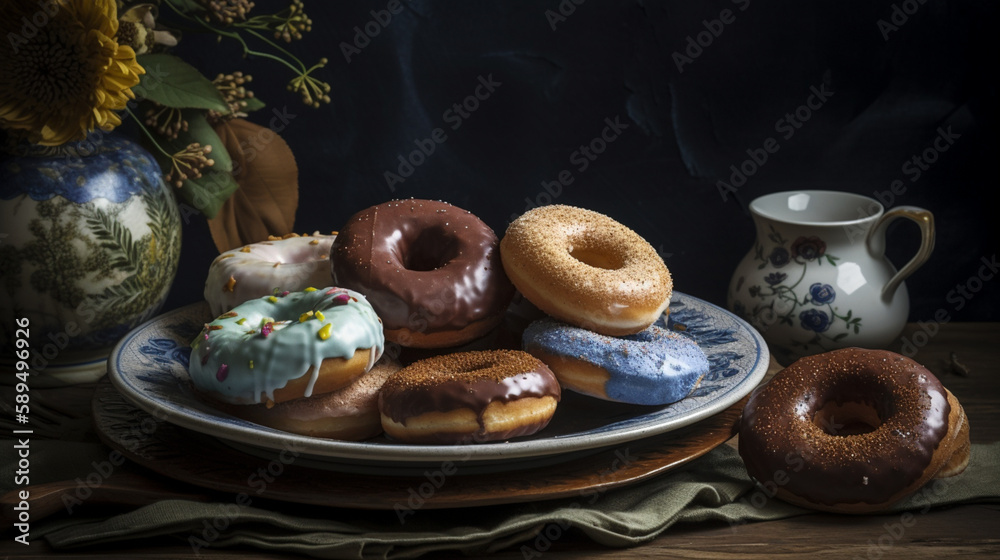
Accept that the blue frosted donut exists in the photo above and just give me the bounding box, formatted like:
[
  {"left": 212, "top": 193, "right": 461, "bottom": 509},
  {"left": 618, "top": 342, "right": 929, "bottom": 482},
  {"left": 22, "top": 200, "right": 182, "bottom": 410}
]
[
  {"left": 522, "top": 318, "right": 709, "bottom": 405},
  {"left": 189, "top": 287, "right": 384, "bottom": 405}
]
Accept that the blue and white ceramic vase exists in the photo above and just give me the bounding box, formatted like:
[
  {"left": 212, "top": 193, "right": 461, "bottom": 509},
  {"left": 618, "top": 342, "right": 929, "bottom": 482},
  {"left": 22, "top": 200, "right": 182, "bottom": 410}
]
[{"left": 0, "top": 134, "right": 182, "bottom": 381}]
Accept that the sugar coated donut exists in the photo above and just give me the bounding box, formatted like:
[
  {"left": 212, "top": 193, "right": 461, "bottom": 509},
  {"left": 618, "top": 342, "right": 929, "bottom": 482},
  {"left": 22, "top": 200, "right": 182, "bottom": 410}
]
[
  {"left": 378, "top": 350, "right": 561, "bottom": 444},
  {"left": 523, "top": 318, "right": 709, "bottom": 405},
  {"left": 739, "top": 348, "right": 970, "bottom": 514},
  {"left": 331, "top": 199, "right": 514, "bottom": 348},
  {"left": 205, "top": 232, "right": 336, "bottom": 316},
  {"left": 189, "top": 287, "right": 385, "bottom": 405},
  {"left": 212, "top": 356, "right": 402, "bottom": 440},
  {"left": 500, "top": 205, "right": 672, "bottom": 336}
]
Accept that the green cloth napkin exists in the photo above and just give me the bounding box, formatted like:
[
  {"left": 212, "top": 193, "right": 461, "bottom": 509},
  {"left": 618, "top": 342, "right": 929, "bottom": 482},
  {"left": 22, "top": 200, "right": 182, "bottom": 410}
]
[{"left": 21, "top": 442, "right": 1000, "bottom": 559}]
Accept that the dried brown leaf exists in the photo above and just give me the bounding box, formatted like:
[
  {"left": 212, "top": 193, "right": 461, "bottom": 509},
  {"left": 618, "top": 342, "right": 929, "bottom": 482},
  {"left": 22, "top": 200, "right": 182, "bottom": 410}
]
[{"left": 207, "top": 118, "right": 299, "bottom": 253}]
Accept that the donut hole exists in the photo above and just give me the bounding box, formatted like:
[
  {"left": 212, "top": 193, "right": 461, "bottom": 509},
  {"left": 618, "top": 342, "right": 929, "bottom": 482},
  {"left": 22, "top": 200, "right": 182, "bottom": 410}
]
[
  {"left": 812, "top": 400, "right": 883, "bottom": 436},
  {"left": 400, "top": 227, "right": 459, "bottom": 271},
  {"left": 568, "top": 246, "right": 623, "bottom": 270}
]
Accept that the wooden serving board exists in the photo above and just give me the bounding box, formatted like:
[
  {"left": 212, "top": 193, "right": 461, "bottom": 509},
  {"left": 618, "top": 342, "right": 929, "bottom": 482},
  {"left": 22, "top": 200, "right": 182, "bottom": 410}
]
[{"left": 91, "top": 381, "right": 747, "bottom": 510}]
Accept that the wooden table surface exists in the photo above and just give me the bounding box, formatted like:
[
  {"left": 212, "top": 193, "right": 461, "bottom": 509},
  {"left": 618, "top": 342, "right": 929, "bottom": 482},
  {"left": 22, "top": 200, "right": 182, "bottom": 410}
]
[{"left": 3, "top": 322, "right": 998, "bottom": 558}]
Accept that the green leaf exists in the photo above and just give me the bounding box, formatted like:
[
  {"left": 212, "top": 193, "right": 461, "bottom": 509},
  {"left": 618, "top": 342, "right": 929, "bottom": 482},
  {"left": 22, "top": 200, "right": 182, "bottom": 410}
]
[
  {"left": 176, "top": 170, "right": 240, "bottom": 219},
  {"left": 242, "top": 97, "right": 266, "bottom": 112},
  {"left": 184, "top": 112, "right": 232, "bottom": 172},
  {"left": 134, "top": 54, "right": 230, "bottom": 113}
]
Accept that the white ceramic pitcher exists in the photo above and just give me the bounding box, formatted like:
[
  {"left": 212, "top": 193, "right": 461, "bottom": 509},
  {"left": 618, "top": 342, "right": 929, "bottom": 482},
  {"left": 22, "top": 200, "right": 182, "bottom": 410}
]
[{"left": 727, "top": 190, "right": 934, "bottom": 365}]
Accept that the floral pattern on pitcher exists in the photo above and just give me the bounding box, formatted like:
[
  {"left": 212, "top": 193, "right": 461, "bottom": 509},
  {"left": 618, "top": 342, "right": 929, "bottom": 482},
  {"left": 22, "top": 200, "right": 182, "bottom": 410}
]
[{"left": 732, "top": 224, "right": 863, "bottom": 356}]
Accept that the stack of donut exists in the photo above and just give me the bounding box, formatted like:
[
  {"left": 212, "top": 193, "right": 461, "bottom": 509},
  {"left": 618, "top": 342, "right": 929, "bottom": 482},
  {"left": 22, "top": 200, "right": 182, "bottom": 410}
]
[
  {"left": 193, "top": 200, "right": 563, "bottom": 444},
  {"left": 191, "top": 200, "right": 710, "bottom": 443},
  {"left": 503, "top": 205, "right": 710, "bottom": 406}
]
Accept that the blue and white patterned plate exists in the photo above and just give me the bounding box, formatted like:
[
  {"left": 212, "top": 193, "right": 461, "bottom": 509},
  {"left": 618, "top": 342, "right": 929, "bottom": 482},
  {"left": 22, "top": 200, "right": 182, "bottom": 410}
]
[{"left": 107, "top": 292, "right": 768, "bottom": 465}]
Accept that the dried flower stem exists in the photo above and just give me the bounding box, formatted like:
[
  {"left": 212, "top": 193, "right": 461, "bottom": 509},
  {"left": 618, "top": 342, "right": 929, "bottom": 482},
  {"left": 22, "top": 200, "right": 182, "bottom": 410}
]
[
  {"left": 161, "top": 0, "right": 329, "bottom": 107},
  {"left": 165, "top": 142, "right": 215, "bottom": 187}
]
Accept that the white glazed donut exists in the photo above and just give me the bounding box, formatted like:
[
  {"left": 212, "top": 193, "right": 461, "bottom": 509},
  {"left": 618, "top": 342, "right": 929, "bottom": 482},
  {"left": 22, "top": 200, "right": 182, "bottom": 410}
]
[{"left": 204, "top": 232, "right": 336, "bottom": 316}]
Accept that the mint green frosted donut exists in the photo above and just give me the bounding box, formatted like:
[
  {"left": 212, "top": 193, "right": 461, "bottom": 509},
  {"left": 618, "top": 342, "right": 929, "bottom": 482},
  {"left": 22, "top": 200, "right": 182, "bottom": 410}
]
[{"left": 189, "top": 287, "right": 385, "bottom": 404}]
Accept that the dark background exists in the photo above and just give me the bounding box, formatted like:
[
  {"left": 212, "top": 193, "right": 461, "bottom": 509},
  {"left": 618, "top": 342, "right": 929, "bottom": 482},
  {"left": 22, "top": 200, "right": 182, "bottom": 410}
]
[{"left": 162, "top": 0, "right": 999, "bottom": 322}]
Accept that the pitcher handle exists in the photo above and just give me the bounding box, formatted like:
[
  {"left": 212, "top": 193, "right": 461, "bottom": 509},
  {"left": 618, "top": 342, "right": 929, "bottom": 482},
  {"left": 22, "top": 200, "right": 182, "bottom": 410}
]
[{"left": 866, "top": 206, "right": 935, "bottom": 300}]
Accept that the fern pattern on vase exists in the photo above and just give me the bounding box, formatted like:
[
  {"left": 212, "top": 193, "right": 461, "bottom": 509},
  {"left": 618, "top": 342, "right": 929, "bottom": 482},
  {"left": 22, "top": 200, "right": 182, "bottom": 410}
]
[{"left": 0, "top": 134, "right": 181, "bottom": 366}]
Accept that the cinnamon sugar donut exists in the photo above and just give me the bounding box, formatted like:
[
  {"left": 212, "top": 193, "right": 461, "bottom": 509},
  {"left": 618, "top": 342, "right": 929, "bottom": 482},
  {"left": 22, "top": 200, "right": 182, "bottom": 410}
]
[
  {"left": 500, "top": 205, "right": 672, "bottom": 336},
  {"left": 739, "top": 348, "right": 970, "bottom": 514},
  {"left": 378, "top": 350, "right": 561, "bottom": 444}
]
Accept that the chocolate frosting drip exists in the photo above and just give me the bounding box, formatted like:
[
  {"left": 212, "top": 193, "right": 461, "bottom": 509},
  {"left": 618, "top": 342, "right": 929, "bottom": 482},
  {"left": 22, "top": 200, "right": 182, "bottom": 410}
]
[
  {"left": 330, "top": 199, "right": 514, "bottom": 337},
  {"left": 378, "top": 350, "right": 561, "bottom": 429},
  {"left": 739, "top": 348, "right": 951, "bottom": 507}
]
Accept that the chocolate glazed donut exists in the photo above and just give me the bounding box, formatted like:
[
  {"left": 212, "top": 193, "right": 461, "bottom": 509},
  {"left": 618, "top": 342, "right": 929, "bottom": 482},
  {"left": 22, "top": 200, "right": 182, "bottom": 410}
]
[
  {"left": 331, "top": 199, "right": 515, "bottom": 348},
  {"left": 739, "top": 348, "right": 970, "bottom": 514}
]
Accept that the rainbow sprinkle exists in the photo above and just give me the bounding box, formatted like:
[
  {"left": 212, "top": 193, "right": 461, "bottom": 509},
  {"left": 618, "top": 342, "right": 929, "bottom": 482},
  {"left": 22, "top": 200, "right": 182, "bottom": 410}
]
[
  {"left": 236, "top": 318, "right": 246, "bottom": 325},
  {"left": 317, "top": 323, "right": 332, "bottom": 340},
  {"left": 267, "top": 296, "right": 278, "bottom": 303},
  {"left": 332, "top": 293, "right": 351, "bottom": 305},
  {"left": 315, "top": 311, "right": 325, "bottom": 321},
  {"left": 261, "top": 322, "right": 274, "bottom": 338},
  {"left": 304, "top": 287, "right": 317, "bottom": 292},
  {"left": 216, "top": 364, "right": 229, "bottom": 382}
]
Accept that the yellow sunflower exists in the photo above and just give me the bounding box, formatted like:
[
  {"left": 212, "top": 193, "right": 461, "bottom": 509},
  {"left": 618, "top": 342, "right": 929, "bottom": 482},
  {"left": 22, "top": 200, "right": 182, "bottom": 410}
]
[{"left": 0, "top": 0, "right": 145, "bottom": 146}]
